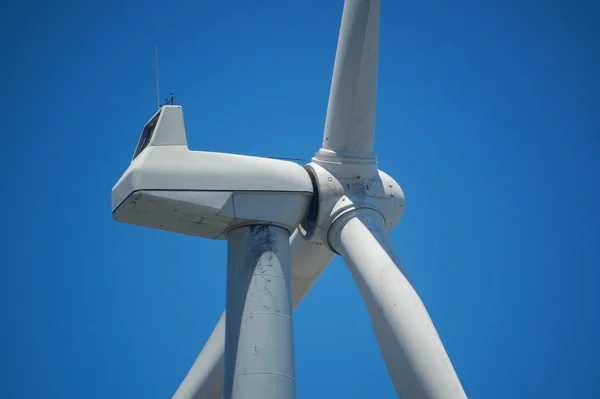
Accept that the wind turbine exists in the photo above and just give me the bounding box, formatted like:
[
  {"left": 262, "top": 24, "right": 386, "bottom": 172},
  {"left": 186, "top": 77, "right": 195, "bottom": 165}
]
[{"left": 112, "top": 1, "right": 467, "bottom": 398}]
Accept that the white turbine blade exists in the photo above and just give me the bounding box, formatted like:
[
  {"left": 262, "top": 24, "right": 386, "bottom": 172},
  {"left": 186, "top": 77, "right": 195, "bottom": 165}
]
[
  {"left": 172, "top": 229, "right": 335, "bottom": 399},
  {"left": 320, "top": 0, "right": 380, "bottom": 157},
  {"left": 172, "top": 313, "right": 226, "bottom": 399},
  {"left": 289, "top": 229, "right": 336, "bottom": 306},
  {"left": 330, "top": 212, "right": 467, "bottom": 399}
]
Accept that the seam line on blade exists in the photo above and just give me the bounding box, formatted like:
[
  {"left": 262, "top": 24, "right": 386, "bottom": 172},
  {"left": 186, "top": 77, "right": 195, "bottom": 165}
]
[
  {"left": 241, "top": 312, "right": 292, "bottom": 320},
  {"left": 235, "top": 371, "right": 295, "bottom": 381},
  {"left": 251, "top": 273, "right": 286, "bottom": 279}
]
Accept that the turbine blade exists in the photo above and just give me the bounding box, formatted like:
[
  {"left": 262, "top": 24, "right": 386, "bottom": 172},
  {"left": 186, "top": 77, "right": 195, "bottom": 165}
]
[
  {"left": 289, "top": 230, "right": 336, "bottom": 306},
  {"left": 172, "top": 313, "right": 225, "bottom": 399},
  {"left": 330, "top": 212, "right": 467, "bottom": 399},
  {"left": 172, "top": 230, "right": 335, "bottom": 399},
  {"left": 319, "top": 0, "right": 380, "bottom": 158}
]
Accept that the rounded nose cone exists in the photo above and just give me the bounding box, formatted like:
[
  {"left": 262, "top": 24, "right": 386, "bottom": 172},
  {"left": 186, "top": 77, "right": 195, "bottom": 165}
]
[
  {"left": 392, "top": 180, "right": 406, "bottom": 226},
  {"left": 378, "top": 169, "right": 406, "bottom": 229}
]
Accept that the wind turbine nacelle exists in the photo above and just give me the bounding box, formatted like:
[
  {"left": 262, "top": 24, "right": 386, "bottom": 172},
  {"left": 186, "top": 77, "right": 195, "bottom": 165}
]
[{"left": 112, "top": 106, "right": 313, "bottom": 239}]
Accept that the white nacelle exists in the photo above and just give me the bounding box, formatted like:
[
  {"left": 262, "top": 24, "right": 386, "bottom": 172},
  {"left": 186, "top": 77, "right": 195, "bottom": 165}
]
[{"left": 112, "top": 106, "right": 313, "bottom": 239}]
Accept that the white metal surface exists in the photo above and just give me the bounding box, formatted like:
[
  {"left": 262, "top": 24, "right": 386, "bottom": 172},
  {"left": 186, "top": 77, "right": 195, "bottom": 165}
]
[
  {"left": 171, "top": 229, "right": 334, "bottom": 399},
  {"left": 318, "top": 0, "right": 380, "bottom": 160},
  {"left": 329, "top": 210, "right": 467, "bottom": 399},
  {"left": 112, "top": 105, "right": 313, "bottom": 238},
  {"left": 300, "top": 163, "right": 405, "bottom": 244},
  {"left": 172, "top": 313, "right": 226, "bottom": 399},
  {"left": 112, "top": 1, "right": 469, "bottom": 397},
  {"left": 288, "top": 229, "right": 336, "bottom": 305},
  {"left": 225, "top": 225, "right": 296, "bottom": 399}
]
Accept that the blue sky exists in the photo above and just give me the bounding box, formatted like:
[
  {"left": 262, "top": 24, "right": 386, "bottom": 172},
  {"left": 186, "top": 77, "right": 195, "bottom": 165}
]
[{"left": 2, "top": 0, "right": 599, "bottom": 398}]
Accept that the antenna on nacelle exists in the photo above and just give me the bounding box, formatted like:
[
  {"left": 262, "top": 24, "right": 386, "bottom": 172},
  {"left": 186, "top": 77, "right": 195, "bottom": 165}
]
[
  {"left": 155, "top": 44, "right": 160, "bottom": 109},
  {"left": 155, "top": 45, "right": 175, "bottom": 108}
]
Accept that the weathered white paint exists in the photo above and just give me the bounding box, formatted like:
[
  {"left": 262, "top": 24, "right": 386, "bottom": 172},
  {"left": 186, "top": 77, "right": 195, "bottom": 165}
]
[
  {"left": 225, "top": 225, "right": 295, "bottom": 399},
  {"left": 112, "top": 105, "right": 313, "bottom": 238},
  {"left": 172, "top": 229, "right": 334, "bottom": 399},
  {"left": 113, "top": 1, "right": 469, "bottom": 397}
]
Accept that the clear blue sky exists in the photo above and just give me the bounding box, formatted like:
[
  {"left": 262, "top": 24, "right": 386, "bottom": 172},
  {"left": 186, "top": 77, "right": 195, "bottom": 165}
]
[{"left": 2, "top": 1, "right": 599, "bottom": 398}]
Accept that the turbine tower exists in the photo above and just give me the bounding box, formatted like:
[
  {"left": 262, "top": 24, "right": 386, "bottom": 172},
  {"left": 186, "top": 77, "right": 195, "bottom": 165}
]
[{"left": 112, "top": 1, "right": 467, "bottom": 398}]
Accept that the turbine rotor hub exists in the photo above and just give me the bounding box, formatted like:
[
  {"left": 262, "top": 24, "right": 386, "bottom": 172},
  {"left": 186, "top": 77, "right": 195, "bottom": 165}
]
[{"left": 299, "top": 156, "right": 405, "bottom": 252}]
